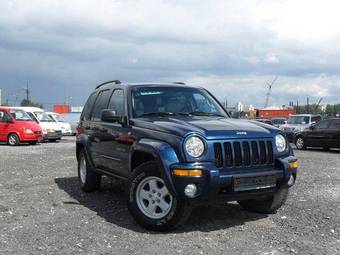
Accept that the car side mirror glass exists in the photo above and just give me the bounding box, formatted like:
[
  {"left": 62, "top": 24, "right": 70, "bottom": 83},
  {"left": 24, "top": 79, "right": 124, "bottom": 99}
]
[{"left": 101, "top": 109, "right": 122, "bottom": 123}]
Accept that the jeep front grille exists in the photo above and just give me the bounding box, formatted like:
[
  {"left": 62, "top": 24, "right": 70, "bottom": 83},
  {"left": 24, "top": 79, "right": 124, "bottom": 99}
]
[{"left": 214, "top": 140, "right": 274, "bottom": 168}]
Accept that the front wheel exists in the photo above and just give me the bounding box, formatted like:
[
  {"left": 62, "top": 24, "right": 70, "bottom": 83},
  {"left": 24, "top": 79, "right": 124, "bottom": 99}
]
[
  {"left": 7, "top": 133, "right": 20, "bottom": 146},
  {"left": 295, "top": 136, "right": 306, "bottom": 150},
  {"left": 77, "top": 151, "right": 101, "bottom": 192},
  {"left": 238, "top": 187, "right": 289, "bottom": 214},
  {"left": 127, "top": 161, "right": 191, "bottom": 231}
]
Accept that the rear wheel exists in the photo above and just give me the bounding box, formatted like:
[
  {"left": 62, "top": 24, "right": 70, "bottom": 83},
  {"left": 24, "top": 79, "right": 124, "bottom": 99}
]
[
  {"left": 127, "top": 161, "right": 191, "bottom": 231},
  {"left": 29, "top": 141, "right": 37, "bottom": 145},
  {"left": 238, "top": 187, "right": 289, "bottom": 214},
  {"left": 78, "top": 150, "right": 101, "bottom": 192},
  {"left": 7, "top": 133, "right": 20, "bottom": 146},
  {"left": 295, "top": 136, "right": 306, "bottom": 150}
]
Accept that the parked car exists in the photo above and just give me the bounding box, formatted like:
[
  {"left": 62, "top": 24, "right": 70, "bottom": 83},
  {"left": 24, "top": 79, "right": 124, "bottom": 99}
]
[
  {"left": 63, "top": 113, "right": 81, "bottom": 135},
  {"left": 0, "top": 107, "right": 43, "bottom": 145},
  {"left": 280, "top": 114, "right": 322, "bottom": 142},
  {"left": 46, "top": 112, "right": 72, "bottom": 135},
  {"left": 76, "top": 81, "right": 298, "bottom": 231},
  {"left": 271, "top": 117, "right": 287, "bottom": 128},
  {"left": 254, "top": 118, "right": 273, "bottom": 125},
  {"left": 294, "top": 118, "right": 340, "bottom": 150},
  {"left": 11, "top": 107, "right": 62, "bottom": 142}
]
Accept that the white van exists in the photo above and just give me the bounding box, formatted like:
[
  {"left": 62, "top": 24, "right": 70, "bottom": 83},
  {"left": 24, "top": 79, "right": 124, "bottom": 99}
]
[
  {"left": 11, "top": 107, "right": 62, "bottom": 141},
  {"left": 46, "top": 112, "right": 72, "bottom": 135}
]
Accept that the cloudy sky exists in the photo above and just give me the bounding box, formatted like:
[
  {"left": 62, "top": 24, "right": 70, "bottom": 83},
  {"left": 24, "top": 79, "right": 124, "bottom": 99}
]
[{"left": 0, "top": 0, "right": 339, "bottom": 108}]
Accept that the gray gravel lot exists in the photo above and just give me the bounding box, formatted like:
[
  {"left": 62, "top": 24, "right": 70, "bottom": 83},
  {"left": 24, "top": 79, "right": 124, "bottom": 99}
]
[{"left": 0, "top": 137, "right": 339, "bottom": 255}]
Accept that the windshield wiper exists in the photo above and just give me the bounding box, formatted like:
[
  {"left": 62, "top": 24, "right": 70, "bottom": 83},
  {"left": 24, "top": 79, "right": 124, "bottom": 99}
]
[
  {"left": 188, "top": 111, "right": 225, "bottom": 117},
  {"left": 141, "top": 112, "right": 174, "bottom": 117}
]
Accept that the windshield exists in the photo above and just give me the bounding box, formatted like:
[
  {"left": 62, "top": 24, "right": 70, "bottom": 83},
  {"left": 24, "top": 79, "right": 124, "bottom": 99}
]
[
  {"left": 272, "top": 119, "right": 286, "bottom": 125},
  {"left": 9, "top": 109, "right": 32, "bottom": 121},
  {"left": 287, "top": 116, "right": 310, "bottom": 125},
  {"left": 52, "top": 114, "right": 66, "bottom": 122},
  {"left": 34, "top": 112, "right": 53, "bottom": 122},
  {"left": 131, "top": 86, "right": 228, "bottom": 118}
]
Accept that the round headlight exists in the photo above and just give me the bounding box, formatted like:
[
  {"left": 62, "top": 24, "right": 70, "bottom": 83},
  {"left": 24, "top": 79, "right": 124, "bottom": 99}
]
[
  {"left": 185, "top": 136, "right": 205, "bottom": 158},
  {"left": 275, "top": 134, "right": 287, "bottom": 152}
]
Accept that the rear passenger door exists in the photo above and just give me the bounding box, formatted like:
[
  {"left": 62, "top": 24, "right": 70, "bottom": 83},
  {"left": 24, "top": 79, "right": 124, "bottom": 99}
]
[
  {"left": 100, "top": 89, "right": 132, "bottom": 178},
  {"left": 328, "top": 119, "right": 340, "bottom": 148},
  {"left": 89, "top": 89, "right": 112, "bottom": 168}
]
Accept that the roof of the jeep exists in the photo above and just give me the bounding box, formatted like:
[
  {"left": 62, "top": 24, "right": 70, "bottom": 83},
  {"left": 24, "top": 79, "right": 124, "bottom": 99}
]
[{"left": 95, "top": 81, "right": 201, "bottom": 91}]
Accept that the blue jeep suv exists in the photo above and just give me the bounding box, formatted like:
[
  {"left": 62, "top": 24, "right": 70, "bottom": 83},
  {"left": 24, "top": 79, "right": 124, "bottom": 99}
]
[{"left": 76, "top": 81, "right": 298, "bottom": 231}]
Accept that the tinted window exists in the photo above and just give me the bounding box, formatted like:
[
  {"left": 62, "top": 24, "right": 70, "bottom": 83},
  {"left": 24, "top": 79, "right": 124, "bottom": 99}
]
[
  {"left": 315, "top": 120, "right": 330, "bottom": 129},
  {"left": 330, "top": 120, "right": 340, "bottom": 129},
  {"left": 131, "top": 87, "right": 227, "bottom": 118},
  {"left": 311, "top": 116, "right": 321, "bottom": 123},
  {"left": 81, "top": 92, "right": 97, "bottom": 121},
  {"left": 91, "top": 90, "right": 112, "bottom": 121},
  {"left": 108, "top": 89, "right": 124, "bottom": 115}
]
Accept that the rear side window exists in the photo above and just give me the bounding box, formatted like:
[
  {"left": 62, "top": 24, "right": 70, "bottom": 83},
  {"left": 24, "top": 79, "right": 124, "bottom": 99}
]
[
  {"left": 0, "top": 110, "right": 10, "bottom": 122},
  {"left": 81, "top": 92, "right": 97, "bottom": 121},
  {"left": 315, "top": 120, "right": 330, "bottom": 129},
  {"left": 91, "top": 90, "right": 112, "bottom": 121},
  {"left": 330, "top": 120, "right": 340, "bottom": 129},
  {"left": 108, "top": 89, "right": 124, "bottom": 116},
  {"left": 311, "top": 116, "right": 321, "bottom": 123}
]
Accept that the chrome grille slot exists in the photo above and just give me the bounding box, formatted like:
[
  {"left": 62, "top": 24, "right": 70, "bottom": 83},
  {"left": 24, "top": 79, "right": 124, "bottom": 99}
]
[{"left": 213, "top": 140, "right": 274, "bottom": 169}]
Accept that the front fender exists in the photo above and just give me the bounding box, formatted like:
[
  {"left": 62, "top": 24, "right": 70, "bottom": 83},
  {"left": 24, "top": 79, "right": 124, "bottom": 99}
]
[{"left": 130, "top": 138, "right": 180, "bottom": 196}]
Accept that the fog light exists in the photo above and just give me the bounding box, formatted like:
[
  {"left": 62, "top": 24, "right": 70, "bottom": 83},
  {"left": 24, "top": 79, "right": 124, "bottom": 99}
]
[
  {"left": 184, "top": 184, "right": 197, "bottom": 198},
  {"left": 288, "top": 175, "right": 295, "bottom": 186}
]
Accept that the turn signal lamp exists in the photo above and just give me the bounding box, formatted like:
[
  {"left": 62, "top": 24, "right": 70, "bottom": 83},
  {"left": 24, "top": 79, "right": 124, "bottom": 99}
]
[
  {"left": 173, "top": 169, "right": 202, "bottom": 177},
  {"left": 289, "top": 161, "right": 298, "bottom": 169}
]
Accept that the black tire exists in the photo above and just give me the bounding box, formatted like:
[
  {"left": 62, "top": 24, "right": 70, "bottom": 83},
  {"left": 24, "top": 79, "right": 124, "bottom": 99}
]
[
  {"left": 238, "top": 187, "right": 289, "bottom": 214},
  {"left": 127, "top": 161, "right": 191, "bottom": 231},
  {"left": 7, "top": 133, "right": 20, "bottom": 146},
  {"left": 49, "top": 139, "right": 57, "bottom": 142},
  {"left": 77, "top": 150, "right": 101, "bottom": 192},
  {"left": 295, "top": 136, "right": 306, "bottom": 150},
  {"left": 323, "top": 147, "right": 330, "bottom": 151},
  {"left": 29, "top": 141, "right": 37, "bottom": 145}
]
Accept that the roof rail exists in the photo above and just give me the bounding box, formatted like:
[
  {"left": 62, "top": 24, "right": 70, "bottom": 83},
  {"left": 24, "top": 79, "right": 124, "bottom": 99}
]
[
  {"left": 172, "top": 82, "right": 185, "bottom": 85},
  {"left": 96, "top": 80, "right": 121, "bottom": 89}
]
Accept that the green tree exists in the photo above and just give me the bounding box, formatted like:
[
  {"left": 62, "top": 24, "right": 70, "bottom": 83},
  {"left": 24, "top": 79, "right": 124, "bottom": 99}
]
[{"left": 20, "top": 99, "right": 43, "bottom": 109}]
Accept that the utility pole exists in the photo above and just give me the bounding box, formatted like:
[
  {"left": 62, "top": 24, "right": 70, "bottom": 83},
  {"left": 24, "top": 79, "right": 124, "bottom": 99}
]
[
  {"left": 24, "top": 81, "right": 30, "bottom": 101},
  {"left": 307, "top": 97, "right": 310, "bottom": 114}
]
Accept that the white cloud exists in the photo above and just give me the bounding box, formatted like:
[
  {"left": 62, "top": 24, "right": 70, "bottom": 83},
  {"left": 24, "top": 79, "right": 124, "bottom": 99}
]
[{"left": 0, "top": 0, "right": 339, "bottom": 106}]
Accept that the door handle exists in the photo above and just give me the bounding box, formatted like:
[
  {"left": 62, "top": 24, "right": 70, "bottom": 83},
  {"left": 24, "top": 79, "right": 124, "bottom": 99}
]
[{"left": 92, "top": 127, "right": 99, "bottom": 131}]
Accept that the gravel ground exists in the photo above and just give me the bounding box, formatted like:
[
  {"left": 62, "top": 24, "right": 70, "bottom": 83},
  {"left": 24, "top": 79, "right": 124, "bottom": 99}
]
[{"left": 0, "top": 137, "right": 339, "bottom": 255}]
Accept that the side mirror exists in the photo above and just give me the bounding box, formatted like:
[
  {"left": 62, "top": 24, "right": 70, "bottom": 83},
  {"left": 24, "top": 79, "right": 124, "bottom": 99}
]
[
  {"left": 310, "top": 125, "right": 315, "bottom": 130},
  {"left": 7, "top": 118, "right": 14, "bottom": 123},
  {"left": 311, "top": 121, "right": 316, "bottom": 125},
  {"left": 101, "top": 109, "right": 122, "bottom": 123}
]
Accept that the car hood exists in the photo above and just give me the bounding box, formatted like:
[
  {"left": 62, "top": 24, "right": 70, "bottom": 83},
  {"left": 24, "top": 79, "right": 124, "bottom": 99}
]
[
  {"left": 281, "top": 124, "right": 309, "bottom": 131},
  {"left": 17, "top": 121, "right": 42, "bottom": 132},
  {"left": 132, "top": 117, "right": 278, "bottom": 140},
  {"left": 39, "top": 122, "right": 61, "bottom": 131}
]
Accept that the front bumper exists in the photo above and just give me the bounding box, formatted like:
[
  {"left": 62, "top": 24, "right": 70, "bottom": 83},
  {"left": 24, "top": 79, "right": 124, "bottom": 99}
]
[
  {"left": 283, "top": 131, "right": 295, "bottom": 143},
  {"left": 169, "top": 156, "right": 297, "bottom": 204},
  {"left": 21, "top": 132, "right": 44, "bottom": 142},
  {"left": 43, "top": 130, "right": 62, "bottom": 140}
]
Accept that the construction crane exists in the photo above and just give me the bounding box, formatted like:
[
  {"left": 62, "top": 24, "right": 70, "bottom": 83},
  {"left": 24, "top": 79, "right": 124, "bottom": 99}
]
[
  {"left": 264, "top": 76, "right": 278, "bottom": 108},
  {"left": 314, "top": 98, "right": 323, "bottom": 113}
]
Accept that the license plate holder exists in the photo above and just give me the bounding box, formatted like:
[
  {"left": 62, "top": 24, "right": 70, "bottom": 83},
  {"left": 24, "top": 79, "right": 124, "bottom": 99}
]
[{"left": 233, "top": 175, "right": 277, "bottom": 192}]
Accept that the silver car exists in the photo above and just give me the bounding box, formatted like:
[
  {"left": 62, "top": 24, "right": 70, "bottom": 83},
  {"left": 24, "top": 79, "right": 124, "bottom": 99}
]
[{"left": 280, "top": 114, "right": 322, "bottom": 142}]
